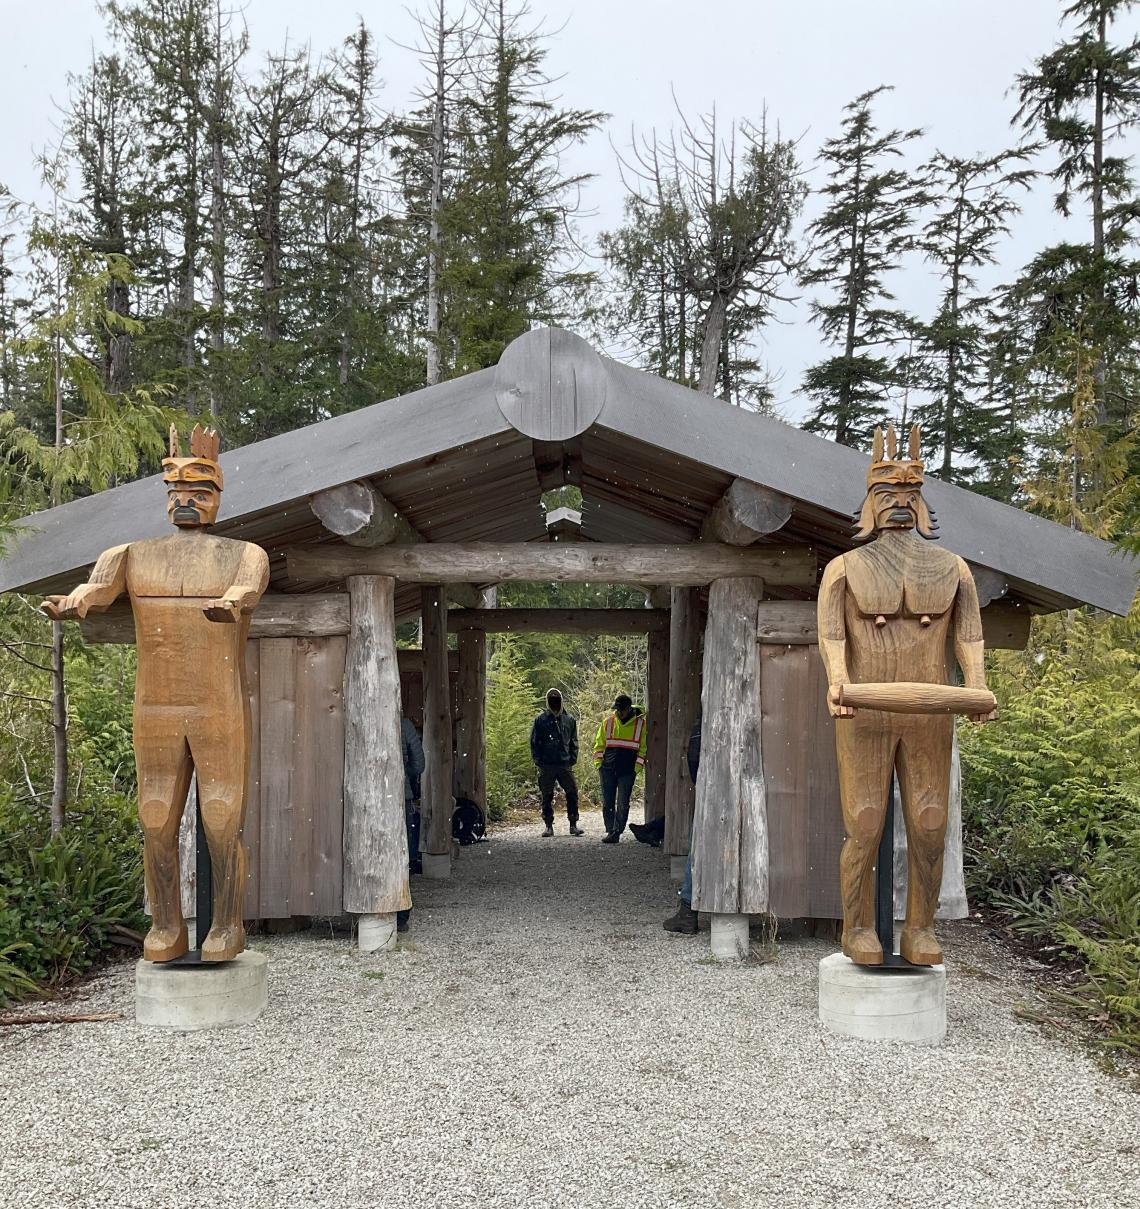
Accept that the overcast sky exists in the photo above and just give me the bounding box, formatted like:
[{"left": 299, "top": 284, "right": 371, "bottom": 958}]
[{"left": 2, "top": 0, "right": 1138, "bottom": 421}]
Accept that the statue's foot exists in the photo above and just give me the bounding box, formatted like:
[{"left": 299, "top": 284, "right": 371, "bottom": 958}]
[
  {"left": 842, "top": 927, "right": 883, "bottom": 965},
  {"left": 200, "top": 924, "right": 245, "bottom": 962},
  {"left": 143, "top": 923, "right": 189, "bottom": 963},
  {"left": 900, "top": 926, "right": 942, "bottom": 966}
]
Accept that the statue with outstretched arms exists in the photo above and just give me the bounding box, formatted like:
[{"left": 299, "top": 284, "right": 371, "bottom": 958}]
[
  {"left": 816, "top": 424, "right": 996, "bottom": 967},
  {"left": 42, "top": 425, "right": 269, "bottom": 962}
]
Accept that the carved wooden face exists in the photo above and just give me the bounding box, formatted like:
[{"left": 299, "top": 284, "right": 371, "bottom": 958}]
[
  {"left": 167, "top": 482, "right": 221, "bottom": 528},
  {"left": 870, "top": 480, "right": 922, "bottom": 531}
]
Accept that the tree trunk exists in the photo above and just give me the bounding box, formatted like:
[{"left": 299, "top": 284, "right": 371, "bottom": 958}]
[
  {"left": 425, "top": 0, "right": 446, "bottom": 387},
  {"left": 697, "top": 293, "right": 727, "bottom": 395}
]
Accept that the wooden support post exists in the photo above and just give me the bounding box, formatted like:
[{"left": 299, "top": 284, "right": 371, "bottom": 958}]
[
  {"left": 421, "top": 584, "right": 453, "bottom": 877},
  {"left": 691, "top": 576, "right": 768, "bottom": 958},
  {"left": 646, "top": 629, "right": 668, "bottom": 822},
  {"left": 343, "top": 575, "right": 410, "bottom": 951},
  {"left": 456, "top": 628, "right": 487, "bottom": 809},
  {"left": 665, "top": 587, "right": 702, "bottom": 860}
]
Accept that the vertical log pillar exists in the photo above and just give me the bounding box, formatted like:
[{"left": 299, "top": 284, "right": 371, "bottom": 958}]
[
  {"left": 691, "top": 576, "right": 767, "bottom": 960},
  {"left": 665, "top": 587, "right": 701, "bottom": 877},
  {"left": 645, "top": 629, "right": 669, "bottom": 822},
  {"left": 421, "top": 584, "right": 454, "bottom": 878},
  {"left": 456, "top": 627, "right": 487, "bottom": 808},
  {"left": 344, "top": 575, "right": 409, "bottom": 952}
]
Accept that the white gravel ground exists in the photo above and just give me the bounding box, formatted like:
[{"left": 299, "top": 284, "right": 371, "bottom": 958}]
[{"left": 2, "top": 808, "right": 1138, "bottom": 1209}]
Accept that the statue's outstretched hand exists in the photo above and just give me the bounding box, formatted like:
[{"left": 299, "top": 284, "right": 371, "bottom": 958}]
[
  {"left": 41, "top": 593, "right": 90, "bottom": 621},
  {"left": 828, "top": 685, "right": 855, "bottom": 719},
  {"left": 203, "top": 597, "right": 242, "bottom": 623}
]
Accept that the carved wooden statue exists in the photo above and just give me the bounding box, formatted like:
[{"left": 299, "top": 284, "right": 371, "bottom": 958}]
[
  {"left": 42, "top": 426, "right": 269, "bottom": 962},
  {"left": 817, "top": 425, "right": 996, "bottom": 966}
]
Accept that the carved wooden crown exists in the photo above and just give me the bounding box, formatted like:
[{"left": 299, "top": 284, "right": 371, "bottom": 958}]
[
  {"left": 867, "top": 423, "right": 923, "bottom": 487},
  {"left": 162, "top": 423, "right": 223, "bottom": 490}
]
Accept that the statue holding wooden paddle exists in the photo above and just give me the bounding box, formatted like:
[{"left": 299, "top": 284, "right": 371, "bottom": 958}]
[{"left": 817, "top": 425, "right": 996, "bottom": 967}]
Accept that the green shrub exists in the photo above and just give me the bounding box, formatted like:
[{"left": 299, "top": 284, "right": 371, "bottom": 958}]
[
  {"left": 484, "top": 636, "right": 540, "bottom": 820},
  {"left": 0, "top": 791, "right": 146, "bottom": 1005},
  {"left": 960, "top": 605, "right": 1140, "bottom": 1052}
]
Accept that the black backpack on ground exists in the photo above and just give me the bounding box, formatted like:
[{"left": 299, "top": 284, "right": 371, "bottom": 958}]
[{"left": 452, "top": 797, "right": 487, "bottom": 845}]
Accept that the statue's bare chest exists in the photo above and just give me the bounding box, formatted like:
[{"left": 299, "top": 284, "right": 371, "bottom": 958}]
[
  {"left": 126, "top": 535, "right": 249, "bottom": 598},
  {"left": 843, "top": 539, "right": 961, "bottom": 619}
]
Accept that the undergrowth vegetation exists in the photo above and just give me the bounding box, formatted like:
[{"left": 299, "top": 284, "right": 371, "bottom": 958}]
[{"left": 959, "top": 605, "right": 1140, "bottom": 1054}]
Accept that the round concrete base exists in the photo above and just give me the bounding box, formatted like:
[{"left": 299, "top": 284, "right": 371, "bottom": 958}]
[
  {"left": 422, "top": 852, "right": 451, "bottom": 879},
  {"left": 818, "top": 953, "right": 946, "bottom": 1045},
  {"left": 135, "top": 951, "right": 268, "bottom": 1031}
]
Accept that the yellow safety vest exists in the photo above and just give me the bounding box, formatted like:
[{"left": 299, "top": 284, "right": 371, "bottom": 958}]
[{"left": 592, "top": 711, "right": 648, "bottom": 770}]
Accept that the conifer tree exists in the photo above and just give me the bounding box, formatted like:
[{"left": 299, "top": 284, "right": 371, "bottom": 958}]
[
  {"left": 908, "top": 150, "right": 1033, "bottom": 483},
  {"left": 801, "top": 87, "right": 927, "bottom": 446},
  {"left": 602, "top": 107, "right": 805, "bottom": 405},
  {"left": 438, "top": 0, "right": 604, "bottom": 374},
  {"left": 1014, "top": 0, "right": 1140, "bottom": 431}
]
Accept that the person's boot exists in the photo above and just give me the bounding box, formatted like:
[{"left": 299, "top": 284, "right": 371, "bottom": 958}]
[
  {"left": 601, "top": 832, "right": 619, "bottom": 844},
  {"left": 663, "top": 900, "right": 698, "bottom": 934},
  {"left": 568, "top": 821, "right": 584, "bottom": 836},
  {"left": 541, "top": 823, "right": 554, "bottom": 838}
]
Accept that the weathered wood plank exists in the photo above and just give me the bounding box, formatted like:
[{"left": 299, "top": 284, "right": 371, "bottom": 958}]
[
  {"left": 701, "top": 478, "right": 794, "bottom": 544},
  {"left": 691, "top": 576, "right": 768, "bottom": 915},
  {"left": 292, "top": 637, "right": 346, "bottom": 916},
  {"left": 756, "top": 600, "right": 818, "bottom": 645},
  {"left": 455, "top": 628, "right": 487, "bottom": 807},
  {"left": 421, "top": 585, "right": 454, "bottom": 860},
  {"left": 445, "top": 607, "right": 669, "bottom": 634},
  {"left": 981, "top": 600, "right": 1032, "bottom": 649},
  {"left": 288, "top": 542, "right": 818, "bottom": 587},
  {"left": 258, "top": 638, "right": 296, "bottom": 917},
  {"left": 342, "top": 576, "right": 410, "bottom": 914},
  {"left": 646, "top": 629, "right": 669, "bottom": 822},
  {"left": 241, "top": 641, "right": 261, "bottom": 919},
  {"left": 664, "top": 587, "right": 702, "bottom": 856}
]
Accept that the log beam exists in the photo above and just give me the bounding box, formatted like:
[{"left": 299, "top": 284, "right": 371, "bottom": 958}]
[
  {"left": 691, "top": 576, "right": 768, "bottom": 933},
  {"left": 343, "top": 575, "right": 410, "bottom": 949},
  {"left": 421, "top": 584, "right": 454, "bottom": 874},
  {"left": 701, "top": 479, "right": 794, "bottom": 545},
  {"left": 664, "top": 587, "right": 702, "bottom": 857},
  {"left": 445, "top": 607, "right": 669, "bottom": 634},
  {"left": 309, "top": 480, "right": 482, "bottom": 608},
  {"left": 967, "top": 562, "right": 1009, "bottom": 607},
  {"left": 288, "top": 542, "right": 817, "bottom": 588}
]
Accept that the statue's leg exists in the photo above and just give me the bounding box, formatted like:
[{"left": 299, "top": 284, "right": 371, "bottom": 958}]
[
  {"left": 190, "top": 718, "right": 249, "bottom": 962},
  {"left": 136, "top": 721, "right": 193, "bottom": 962},
  {"left": 895, "top": 716, "right": 954, "bottom": 965},
  {"left": 835, "top": 715, "right": 897, "bottom": 965}
]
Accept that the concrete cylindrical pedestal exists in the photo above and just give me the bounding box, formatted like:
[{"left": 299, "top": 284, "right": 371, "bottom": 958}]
[
  {"left": 358, "top": 912, "right": 397, "bottom": 953},
  {"left": 669, "top": 856, "right": 687, "bottom": 883},
  {"left": 422, "top": 852, "right": 451, "bottom": 879},
  {"left": 710, "top": 913, "right": 749, "bottom": 960},
  {"left": 135, "top": 951, "right": 268, "bottom": 1031},
  {"left": 818, "top": 953, "right": 946, "bottom": 1045}
]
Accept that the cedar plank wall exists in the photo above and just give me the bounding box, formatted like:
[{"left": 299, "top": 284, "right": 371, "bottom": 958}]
[
  {"left": 760, "top": 645, "right": 845, "bottom": 919},
  {"left": 241, "top": 639, "right": 458, "bottom": 921}
]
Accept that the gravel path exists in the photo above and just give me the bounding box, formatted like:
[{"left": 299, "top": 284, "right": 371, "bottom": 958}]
[{"left": 2, "top": 809, "right": 1137, "bottom": 1209}]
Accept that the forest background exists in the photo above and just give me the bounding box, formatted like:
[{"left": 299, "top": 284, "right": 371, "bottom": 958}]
[{"left": 0, "top": 0, "right": 1136, "bottom": 1053}]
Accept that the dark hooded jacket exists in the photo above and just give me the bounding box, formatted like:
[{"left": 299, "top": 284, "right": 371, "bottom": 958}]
[{"left": 530, "top": 690, "right": 578, "bottom": 767}]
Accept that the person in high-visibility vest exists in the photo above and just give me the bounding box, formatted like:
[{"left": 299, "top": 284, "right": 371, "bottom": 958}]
[{"left": 592, "top": 693, "right": 648, "bottom": 843}]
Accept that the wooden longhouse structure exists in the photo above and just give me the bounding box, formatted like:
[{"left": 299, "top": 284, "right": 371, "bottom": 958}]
[{"left": 2, "top": 328, "right": 1135, "bottom": 942}]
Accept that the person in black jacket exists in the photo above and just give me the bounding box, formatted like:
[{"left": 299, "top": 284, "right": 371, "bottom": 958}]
[{"left": 529, "top": 688, "right": 583, "bottom": 837}]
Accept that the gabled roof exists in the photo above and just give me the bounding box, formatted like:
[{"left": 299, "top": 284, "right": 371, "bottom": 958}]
[{"left": 1, "top": 327, "right": 1135, "bottom": 617}]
